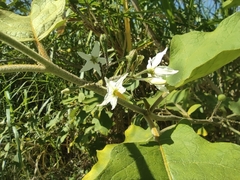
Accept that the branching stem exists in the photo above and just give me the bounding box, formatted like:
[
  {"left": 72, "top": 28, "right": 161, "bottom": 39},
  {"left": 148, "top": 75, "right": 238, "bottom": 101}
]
[{"left": 0, "top": 32, "right": 147, "bottom": 116}]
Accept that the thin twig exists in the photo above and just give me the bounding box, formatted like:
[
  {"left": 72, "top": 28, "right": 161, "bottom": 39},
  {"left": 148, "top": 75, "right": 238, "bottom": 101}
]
[
  {"left": 222, "top": 122, "right": 240, "bottom": 136},
  {"left": 205, "top": 77, "right": 222, "bottom": 95}
]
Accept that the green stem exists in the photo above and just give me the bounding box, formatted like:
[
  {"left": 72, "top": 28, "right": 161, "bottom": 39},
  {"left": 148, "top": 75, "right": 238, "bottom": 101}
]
[
  {"left": 0, "top": 32, "right": 88, "bottom": 86},
  {"left": 150, "top": 91, "right": 168, "bottom": 112},
  {"left": 144, "top": 114, "right": 160, "bottom": 140},
  {"left": 0, "top": 64, "right": 46, "bottom": 73},
  {"left": 133, "top": 69, "right": 149, "bottom": 77}
]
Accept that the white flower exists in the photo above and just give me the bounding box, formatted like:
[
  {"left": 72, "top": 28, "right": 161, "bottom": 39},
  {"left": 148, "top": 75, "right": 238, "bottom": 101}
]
[
  {"left": 147, "top": 47, "right": 178, "bottom": 77},
  {"left": 99, "top": 73, "right": 128, "bottom": 110},
  {"left": 148, "top": 77, "right": 166, "bottom": 85},
  {"left": 147, "top": 48, "right": 168, "bottom": 71},
  {"left": 144, "top": 77, "right": 168, "bottom": 92},
  {"left": 146, "top": 47, "right": 178, "bottom": 91},
  {"left": 78, "top": 41, "right": 107, "bottom": 75}
]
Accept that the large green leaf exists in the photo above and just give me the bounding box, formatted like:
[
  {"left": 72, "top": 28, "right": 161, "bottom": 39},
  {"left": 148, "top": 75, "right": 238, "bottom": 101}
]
[
  {"left": 83, "top": 120, "right": 240, "bottom": 180},
  {"left": 0, "top": 0, "right": 65, "bottom": 41},
  {"left": 167, "top": 12, "right": 240, "bottom": 87},
  {"left": 222, "top": 0, "right": 240, "bottom": 9}
]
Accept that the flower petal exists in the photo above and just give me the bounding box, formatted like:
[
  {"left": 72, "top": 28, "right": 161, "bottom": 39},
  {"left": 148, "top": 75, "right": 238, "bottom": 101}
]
[
  {"left": 78, "top": 52, "right": 91, "bottom": 61},
  {"left": 152, "top": 47, "right": 168, "bottom": 68},
  {"left": 110, "top": 96, "right": 118, "bottom": 110},
  {"left": 94, "top": 64, "right": 102, "bottom": 75},
  {"left": 154, "top": 66, "right": 178, "bottom": 76},
  {"left": 98, "top": 98, "right": 109, "bottom": 106},
  {"left": 117, "top": 86, "right": 126, "bottom": 94},
  {"left": 147, "top": 58, "right": 153, "bottom": 69},
  {"left": 116, "top": 73, "right": 128, "bottom": 88},
  {"left": 155, "top": 85, "right": 168, "bottom": 92},
  {"left": 99, "top": 91, "right": 114, "bottom": 106},
  {"left": 149, "top": 77, "right": 166, "bottom": 85},
  {"left": 80, "top": 61, "right": 94, "bottom": 72},
  {"left": 98, "top": 57, "right": 107, "bottom": 64},
  {"left": 108, "top": 81, "right": 117, "bottom": 92},
  {"left": 91, "top": 41, "right": 100, "bottom": 57},
  {"left": 104, "top": 77, "right": 110, "bottom": 86}
]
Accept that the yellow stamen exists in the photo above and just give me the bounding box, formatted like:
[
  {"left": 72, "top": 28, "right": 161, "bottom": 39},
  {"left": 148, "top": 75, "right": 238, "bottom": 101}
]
[{"left": 114, "top": 90, "right": 126, "bottom": 100}]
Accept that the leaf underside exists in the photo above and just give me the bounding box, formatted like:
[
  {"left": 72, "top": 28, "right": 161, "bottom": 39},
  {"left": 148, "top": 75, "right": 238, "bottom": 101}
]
[{"left": 0, "top": 0, "right": 65, "bottom": 41}]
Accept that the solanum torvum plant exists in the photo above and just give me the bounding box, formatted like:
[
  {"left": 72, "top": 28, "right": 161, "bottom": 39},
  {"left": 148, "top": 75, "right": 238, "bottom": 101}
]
[{"left": 2, "top": 1, "right": 240, "bottom": 179}]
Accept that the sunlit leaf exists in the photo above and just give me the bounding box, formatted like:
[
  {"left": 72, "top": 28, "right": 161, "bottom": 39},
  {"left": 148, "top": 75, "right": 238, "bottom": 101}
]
[
  {"left": 229, "top": 98, "right": 240, "bottom": 115},
  {"left": 124, "top": 124, "right": 152, "bottom": 143},
  {"left": 187, "top": 104, "right": 201, "bottom": 116},
  {"left": 162, "top": 89, "right": 188, "bottom": 104},
  {"left": 92, "top": 118, "right": 109, "bottom": 135},
  {"left": 168, "top": 12, "right": 240, "bottom": 87},
  {"left": 83, "top": 120, "right": 240, "bottom": 180},
  {"left": 222, "top": 0, "right": 240, "bottom": 9},
  {"left": 0, "top": 0, "right": 65, "bottom": 41}
]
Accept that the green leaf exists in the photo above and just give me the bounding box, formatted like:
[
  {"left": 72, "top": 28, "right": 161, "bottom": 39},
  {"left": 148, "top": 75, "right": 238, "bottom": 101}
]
[
  {"left": 92, "top": 118, "right": 109, "bottom": 136},
  {"left": 222, "top": 0, "right": 240, "bottom": 9},
  {"left": 229, "top": 98, "right": 240, "bottom": 115},
  {"left": 83, "top": 120, "right": 240, "bottom": 180},
  {"left": 168, "top": 89, "right": 187, "bottom": 103},
  {"left": 0, "top": 0, "right": 65, "bottom": 41},
  {"left": 78, "top": 92, "right": 85, "bottom": 102},
  {"left": 142, "top": 90, "right": 188, "bottom": 110},
  {"left": 4, "top": 142, "right": 10, "bottom": 152},
  {"left": 124, "top": 124, "right": 153, "bottom": 143},
  {"left": 187, "top": 104, "right": 201, "bottom": 116},
  {"left": 167, "top": 12, "right": 240, "bottom": 87},
  {"left": 98, "top": 110, "right": 113, "bottom": 130},
  {"left": 12, "top": 126, "right": 22, "bottom": 166},
  {"left": 46, "top": 111, "right": 61, "bottom": 129},
  {"left": 0, "top": 2, "right": 7, "bottom": 8}
]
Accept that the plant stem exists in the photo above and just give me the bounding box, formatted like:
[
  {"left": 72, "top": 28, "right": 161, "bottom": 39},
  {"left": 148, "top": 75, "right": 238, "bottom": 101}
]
[
  {"left": 150, "top": 92, "right": 168, "bottom": 112},
  {"left": 0, "top": 64, "right": 46, "bottom": 73},
  {"left": 0, "top": 32, "right": 147, "bottom": 115},
  {"left": 144, "top": 114, "right": 160, "bottom": 140}
]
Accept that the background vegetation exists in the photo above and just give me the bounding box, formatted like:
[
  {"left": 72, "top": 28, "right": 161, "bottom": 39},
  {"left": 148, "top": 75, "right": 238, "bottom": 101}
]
[{"left": 0, "top": 0, "right": 240, "bottom": 179}]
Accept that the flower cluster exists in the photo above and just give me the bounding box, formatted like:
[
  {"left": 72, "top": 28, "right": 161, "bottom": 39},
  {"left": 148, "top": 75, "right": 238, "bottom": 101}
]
[{"left": 79, "top": 43, "right": 178, "bottom": 109}]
